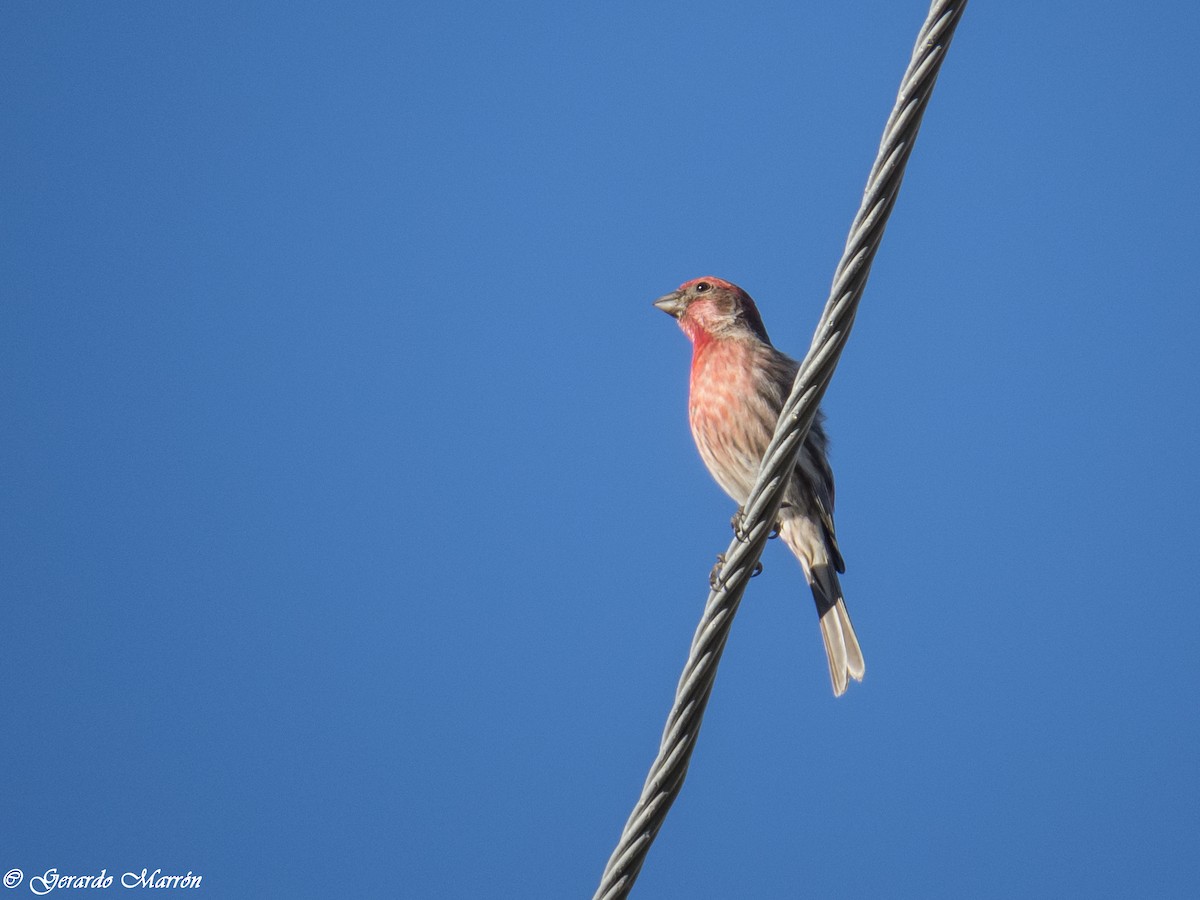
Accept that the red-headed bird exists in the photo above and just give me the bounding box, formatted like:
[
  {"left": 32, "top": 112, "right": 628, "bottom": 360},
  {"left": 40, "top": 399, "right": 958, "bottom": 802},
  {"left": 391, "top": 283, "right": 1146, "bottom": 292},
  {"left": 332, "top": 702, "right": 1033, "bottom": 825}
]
[{"left": 654, "top": 276, "right": 865, "bottom": 696}]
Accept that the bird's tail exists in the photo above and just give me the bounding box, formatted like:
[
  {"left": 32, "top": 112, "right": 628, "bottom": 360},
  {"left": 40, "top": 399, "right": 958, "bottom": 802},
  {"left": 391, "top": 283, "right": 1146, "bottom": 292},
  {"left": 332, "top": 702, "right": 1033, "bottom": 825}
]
[
  {"left": 778, "top": 516, "right": 866, "bottom": 696},
  {"left": 809, "top": 562, "right": 865, "bottom": 697}
]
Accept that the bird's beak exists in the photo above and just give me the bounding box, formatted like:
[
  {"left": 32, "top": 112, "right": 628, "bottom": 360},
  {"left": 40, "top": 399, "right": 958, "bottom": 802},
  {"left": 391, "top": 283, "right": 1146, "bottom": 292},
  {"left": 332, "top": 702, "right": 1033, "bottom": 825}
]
[{"left": 653, "top": 291, "right": 685, "bottom": 318}]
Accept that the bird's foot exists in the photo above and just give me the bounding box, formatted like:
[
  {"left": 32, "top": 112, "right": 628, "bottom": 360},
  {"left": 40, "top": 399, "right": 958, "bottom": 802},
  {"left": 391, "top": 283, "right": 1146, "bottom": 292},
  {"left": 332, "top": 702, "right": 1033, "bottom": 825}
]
[
  {"left": 731, "top": 508, "right": 749, "bottom": 542},
  {"left": 709, "top": 553, "right": 764, "bottom": 589},
  {"left": 709, "top": 554, "right": 726, "bottom": 590}
]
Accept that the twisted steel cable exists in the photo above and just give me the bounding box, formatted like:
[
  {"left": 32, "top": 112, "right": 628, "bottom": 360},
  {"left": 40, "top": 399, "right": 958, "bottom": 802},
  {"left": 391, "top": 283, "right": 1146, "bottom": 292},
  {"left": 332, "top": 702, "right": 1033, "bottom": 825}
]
[{"left": 593, "top": 3, "right": 969, "bottom": 898}]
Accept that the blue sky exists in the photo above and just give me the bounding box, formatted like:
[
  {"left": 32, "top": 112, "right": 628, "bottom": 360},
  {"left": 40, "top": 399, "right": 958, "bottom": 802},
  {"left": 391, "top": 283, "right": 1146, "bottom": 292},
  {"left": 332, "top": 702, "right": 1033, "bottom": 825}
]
[{"left": 3, "top": 2, "right": 1198, "bottom": 898}]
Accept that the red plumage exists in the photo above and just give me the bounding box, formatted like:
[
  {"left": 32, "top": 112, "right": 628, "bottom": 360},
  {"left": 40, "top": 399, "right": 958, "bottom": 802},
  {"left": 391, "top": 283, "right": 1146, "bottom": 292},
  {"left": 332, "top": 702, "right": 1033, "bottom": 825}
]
[{"left": 655, "top": 276, "right": 865, "bottom": 696}]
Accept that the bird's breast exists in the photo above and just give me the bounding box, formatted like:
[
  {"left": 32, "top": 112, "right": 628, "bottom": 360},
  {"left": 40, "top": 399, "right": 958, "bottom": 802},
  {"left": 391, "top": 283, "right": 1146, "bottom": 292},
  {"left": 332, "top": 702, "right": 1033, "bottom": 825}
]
[{"left": 687, "top": 343, "right": 779, "bottom": 504}]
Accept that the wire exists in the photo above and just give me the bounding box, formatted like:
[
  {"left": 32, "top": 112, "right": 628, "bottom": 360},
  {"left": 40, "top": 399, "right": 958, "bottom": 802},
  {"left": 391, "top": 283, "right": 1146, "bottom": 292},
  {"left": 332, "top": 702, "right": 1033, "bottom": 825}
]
[{"left": 593, "top": 3, "right": 969, "bottom": 897}]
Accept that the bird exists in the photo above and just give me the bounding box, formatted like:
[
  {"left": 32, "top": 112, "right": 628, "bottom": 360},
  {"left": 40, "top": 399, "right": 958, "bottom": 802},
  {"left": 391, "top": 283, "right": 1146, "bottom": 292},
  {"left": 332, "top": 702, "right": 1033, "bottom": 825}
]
[{"left": 654, "top": 276, "right": 865, "bottom": 696}]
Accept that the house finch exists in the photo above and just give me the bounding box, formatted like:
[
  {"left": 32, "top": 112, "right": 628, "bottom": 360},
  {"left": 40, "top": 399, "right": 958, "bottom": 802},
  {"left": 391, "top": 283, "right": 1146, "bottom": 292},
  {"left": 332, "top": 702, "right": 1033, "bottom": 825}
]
[{"left": 654, "top": 276, "right": 865, "bottom": 696}]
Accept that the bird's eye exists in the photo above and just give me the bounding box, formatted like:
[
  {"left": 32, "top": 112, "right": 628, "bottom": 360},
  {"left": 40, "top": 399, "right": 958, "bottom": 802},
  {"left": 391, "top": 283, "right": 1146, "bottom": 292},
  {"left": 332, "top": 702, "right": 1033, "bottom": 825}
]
[{"left": 695, "top": 281, "right": 712, "bottom": 293}]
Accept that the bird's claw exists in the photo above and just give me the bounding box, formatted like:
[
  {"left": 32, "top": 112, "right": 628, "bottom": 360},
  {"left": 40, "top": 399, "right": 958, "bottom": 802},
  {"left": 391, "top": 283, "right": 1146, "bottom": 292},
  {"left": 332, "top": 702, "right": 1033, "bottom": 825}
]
[
  {"left": 768, "top": 522, "right": 780, "bottom": 540},
  {"left": 709, "top": 553, "right": 764, "bottom": 589},
  {"left": 731, "top": 508, "right": 750, "bottom": 542},
  {"left": 709, "top": 554, "right": 726, "bottom": 590}
]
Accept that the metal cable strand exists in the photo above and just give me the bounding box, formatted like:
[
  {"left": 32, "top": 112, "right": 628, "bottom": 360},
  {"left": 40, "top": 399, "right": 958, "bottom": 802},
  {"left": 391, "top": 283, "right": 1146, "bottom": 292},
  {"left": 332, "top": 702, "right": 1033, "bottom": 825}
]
[{"left": 593, "top": 3, "right": 968, "bottom": 898}]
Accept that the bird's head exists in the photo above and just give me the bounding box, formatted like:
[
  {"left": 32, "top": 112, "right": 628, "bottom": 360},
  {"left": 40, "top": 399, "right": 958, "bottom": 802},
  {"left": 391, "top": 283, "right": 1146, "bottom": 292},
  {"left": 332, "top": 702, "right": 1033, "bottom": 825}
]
[{"left": 653, "top": 276, "right": 771, "bottom": 345}]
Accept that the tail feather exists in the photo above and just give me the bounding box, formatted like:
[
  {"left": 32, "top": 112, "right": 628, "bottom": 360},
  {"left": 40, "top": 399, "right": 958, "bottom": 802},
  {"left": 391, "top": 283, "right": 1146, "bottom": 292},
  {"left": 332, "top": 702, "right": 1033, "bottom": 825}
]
[
  {"left": 779, "top": 517, "right": 866, "bottom": 696},
  {"left": 810, "top": 564, "right": 865, "bottom": 697}
]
